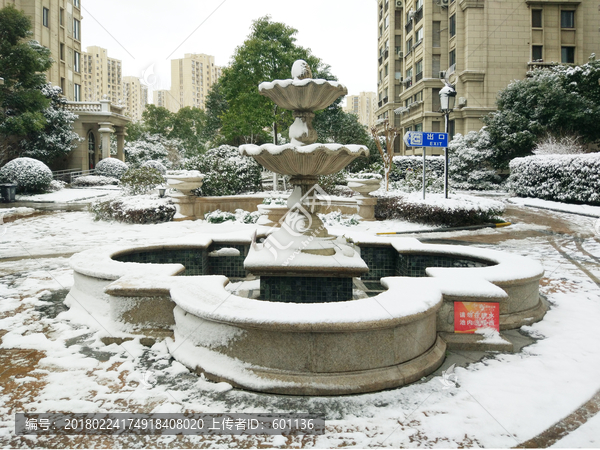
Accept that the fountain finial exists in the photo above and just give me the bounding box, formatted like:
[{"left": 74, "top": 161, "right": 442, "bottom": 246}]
[{"left": 291, "top": 59, "right": 312, "bottom": 80}]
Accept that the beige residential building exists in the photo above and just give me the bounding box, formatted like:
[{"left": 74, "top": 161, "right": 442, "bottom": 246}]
[
  {"left": 168, "top": 53, "right": 222, "bottom": 112},
  {"left": 344, "top": 92, "right": 377, "bottom": 128},
  {"left": 153, "top": 89, "right": 176, "bottom": 111},
  {"left": 82, "top": 46, "right": 122, "bottom": 104},
  {"left": 1, "top": 0, "right": 83, "bottom": 101},
  {"left": 122, "top": 76, "right": 148, "bottom": 121},
  {"left": 375, "top": 0, "right": 600, "bottom": 155}
]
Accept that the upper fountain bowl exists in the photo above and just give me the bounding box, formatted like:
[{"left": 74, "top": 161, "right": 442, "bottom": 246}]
[{"left": 259, "top": 79, "right": 347, "bottom": 112}]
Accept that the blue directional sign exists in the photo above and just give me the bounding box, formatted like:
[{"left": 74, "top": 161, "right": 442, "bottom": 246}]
[{"left": 403, "top": 131, "right": 448, "bottom": 148}]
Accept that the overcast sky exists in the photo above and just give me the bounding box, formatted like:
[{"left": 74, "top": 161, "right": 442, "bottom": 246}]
[{"left": 82, "top": 0, "right": 378, "bottom": 103}]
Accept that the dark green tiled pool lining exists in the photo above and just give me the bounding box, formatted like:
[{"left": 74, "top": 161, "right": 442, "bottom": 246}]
[
  {"left": 111, "top": 244, "right": 495, "bottom": 297},
  {"left": 260, "top": 276, "right": 353, "bottom": 303}
]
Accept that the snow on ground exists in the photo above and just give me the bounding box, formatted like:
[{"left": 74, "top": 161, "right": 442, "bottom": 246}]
[
  {"left": 509, "top": 197, "right": 600, "bottom": 217},
  {"left": 551, "top": 412, "right": 600, "bottom": 448},
  {"left": 1, "top": 204, "right": 600, "bottom": 447},
  {"left": 15, "top": 188, "right": 118, "bottom": 204}
]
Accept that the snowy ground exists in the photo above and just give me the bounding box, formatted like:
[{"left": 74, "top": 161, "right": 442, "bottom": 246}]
[{"left": 1, "top": 199, "right": 600, "bottom": 448}]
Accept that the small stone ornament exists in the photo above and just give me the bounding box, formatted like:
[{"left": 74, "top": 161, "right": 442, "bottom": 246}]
[{"left": 291, "top": 59, "right": 312, "bottom": 80}]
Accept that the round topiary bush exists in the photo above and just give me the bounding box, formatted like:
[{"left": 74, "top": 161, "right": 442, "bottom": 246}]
[
  {"left": 142, "top": 160, "right": 167, "bottom": 175},
  {"left": 95, "top": 158, "right": 128, "bottom": 179},
  {"left": 0, "top": 157, "right": 53, "bottom": 193}
]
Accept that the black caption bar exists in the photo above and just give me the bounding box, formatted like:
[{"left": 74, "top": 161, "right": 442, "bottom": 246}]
[{"left": 15, "top": 413, "right": 326, "bottom": 436}]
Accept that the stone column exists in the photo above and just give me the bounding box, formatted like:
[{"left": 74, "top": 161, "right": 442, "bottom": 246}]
[
  {"left": 115, "top": 127, "right": 127, "bottom": 162},
  {"left": 98, "top": 123, "right": 115, "bottom": 160}
]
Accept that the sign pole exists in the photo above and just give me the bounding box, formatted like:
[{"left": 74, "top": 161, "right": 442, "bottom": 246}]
[
  {"left": 444, "top": 113, "right": 449, "bottom": 199},
  {"left": 422, "top": 147, "right": 426, "bottom": 200}
]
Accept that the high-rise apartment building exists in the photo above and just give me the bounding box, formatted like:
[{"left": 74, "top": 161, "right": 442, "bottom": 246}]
[
  {"left": 82, "top": 46, "right": 122, "bottom": 104},
  {"left": 344, "top": 92, "right": 377, "bottom": 128},
  {"left": 375, "top": 0, "right": 600, "bottom": 155},
  {"left": 1, "top": 0, "right": 83, "bottom": 101},
  {"left": 122, "top": 76, "right": 148, "bottom": 122},
  {"left": 153, "top": 89, "right": 175, "bottom": 111},
  {"left": 168, "top": 53, "right": 222, "bottom": 112}
]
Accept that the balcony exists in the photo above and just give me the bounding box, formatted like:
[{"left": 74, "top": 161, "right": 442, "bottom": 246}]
[
  {"left": 415, "top": 7, "right": 423, "bottom": 23},
  {"left": 405, "top": 21, "right": 413, "bottom": 33},
  {"left": 415, "top": 72, "right": 423, "bottom": 82}
]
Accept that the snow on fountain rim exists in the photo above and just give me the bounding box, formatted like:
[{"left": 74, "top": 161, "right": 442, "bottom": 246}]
[
  {"left": 240, "top": 142, "right": 369, "bottom": 156},
  {"left": 169, "top": 275, "right": 442, "bottom": 330},
  {"left": 258, "top": 78, "right": 345, "bottom": 92}
]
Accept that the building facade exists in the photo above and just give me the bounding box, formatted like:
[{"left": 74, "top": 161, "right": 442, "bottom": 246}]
[
  {"left": 153, "top": 89, "right": 176, "bottom": 111},
  {"left": 122, "top": 76, "right": 148, "bottom": 121},
  {"left": 82, "top": 46, "right": 123, "bottom": 104},
  {"left": 375, "top": 0, "right": 600, "bottom": 155},
  {"left": 344, "top": 92, "right": 377, "bottom": 128},
  {"left": 168, "top": 53, "right": 222, "bottom": 112},
  {"left": 1, "top": 0, "right": 83, "bottom": 101}
]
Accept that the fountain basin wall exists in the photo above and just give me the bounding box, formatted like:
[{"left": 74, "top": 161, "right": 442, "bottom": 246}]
[{"left": 67, "top": 236, "right": 545, "bottom": 395}]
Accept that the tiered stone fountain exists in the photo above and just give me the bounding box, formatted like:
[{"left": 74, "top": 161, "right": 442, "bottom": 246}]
[{"left": 65, "top": 61, "right": 546, "bottom": 396}]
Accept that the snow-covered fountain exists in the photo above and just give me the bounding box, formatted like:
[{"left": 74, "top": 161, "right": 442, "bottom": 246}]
[{"left": 66, "top": 61, "right": 547, "bottom": 396}]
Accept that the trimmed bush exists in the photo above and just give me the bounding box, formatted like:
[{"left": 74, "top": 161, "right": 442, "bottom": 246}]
[
  {"left": 142, "top": 160, "right": 167, "bottom": 175},
  {"left": 183, "top": 145, "right": 262, "bottom": 196},
  {"left": 95, "top": 158, "right": 128, "bottom": 179},
  {"left": 0, "top": 157, "right": 53, "bottom": 193},
  {"left": 90, "top": 195, "right": 175, "bottom": 224},
  {"left": 392, "top": 156, "right": 445, "bottom": 181},
  {"left": 71, "top": 175, "right": 119, "bottom": 187},
  {"left": 204, "top": 209, "right": 261, "bottom": 224},
  {"left": 120, "top": 167, "right": 165, "bottom": 196},
  {"left": 508, "top": 153, "right": 600, "bottom": 205},
  {"left": 375, "top": 193, "right": 505, "bottom": 226},
  {"left": 448, "top": 131, "right": 502, "bottom": 190}
]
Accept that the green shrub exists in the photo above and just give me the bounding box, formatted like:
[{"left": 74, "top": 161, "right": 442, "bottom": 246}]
[
  {"left": 375, "top": 194, "right": 505, "bottom": 227},
  {"left": 183, "top": 145, "right": 261, "bottom": 196},
  {"left": 0, "top": 157, "right": 53, "bottom": 193},
  {"left": 90, "top": 195, "right": 175, "bottom": 224},
  {"left": 95, "top": 158, "right": 128, "bottom": 179},
  {"left": 120, "top": 167, "right": 165, "bottom": 196}
]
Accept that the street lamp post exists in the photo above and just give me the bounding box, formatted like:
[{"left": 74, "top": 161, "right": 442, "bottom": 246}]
[{"left": 439, "top": 84, "right": 456, "bottom": 199}]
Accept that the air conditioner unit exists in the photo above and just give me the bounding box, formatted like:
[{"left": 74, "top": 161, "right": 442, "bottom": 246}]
[
  {"left": 408, "top": 10, "right": 415, "bottom": 20},
  {"left": 440, "top": 0, "right": 449, "bottom": 5},
  {"left": 397, "top": 51, "right": 404, "bottom": 58},
  {"left": 458, "top": 97, "right": 467, "bottom": 107},
  {"left": 439, "top": 71, "right": 446, "bottom": 79},
  {"left": 395, "top": 0, "right": 403, "bottom": 8}
]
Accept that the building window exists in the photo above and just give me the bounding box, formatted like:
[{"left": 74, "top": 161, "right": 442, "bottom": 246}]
[
  {"left": 73, "top": 0, "right": 80, "bottom": 8},
  {"left": 60, "top": 78, "right": 66, "bottom": 94},
  {"left": 43, "top": 7, "right": 49, "bottom": 27},
  {"left": 432, "top": 21, "right": 441, "bottom": 48},
  {"left": 432, "top": 88, "right": 441, "bottom": 111},
  {"left": 415, "top": 123, "right": 423, "bottom": 132},
  {"left": 432, "top": 55, "right": 441, "bottom": 78},
  {"left": 561, "top": 10, "right": 574, "bottom": 28},
  {"left": 532, "top": 46, "right": 543, "bottom": 61},
  {"left": 73, "top": 19, "right": 80, "bottom": 40},
  {"left": 561, "top": 46, "right": 575, "bottom": 63},
  {"left": 60, "top": 43, "right": 65, "bottom": 61},
  {"left": 407, "top": 37, "right": 413, "bottom": 53},
  {"left": 59, "top": 8, "right": 64, "bottom": 26},
  {"left": 415, "top": 59, "right": 423, "bottom": 82},
  {"left": 74, "top": 83, "right": 81, "bottom": 101},
  {"left": 532, "top": 9, "right": 542, "bottom": 28},
  {"left": 449, "top": 14, "right": 456, "bottom": 37},
  {"left": 74, "top": 51, "right": 80, "bottom": 72},
  {"left": 416, "top": 27, "right": 424, "bottom": 44},
  {"left": 449, "top": 49, "right": 456, "bottom": 68}
]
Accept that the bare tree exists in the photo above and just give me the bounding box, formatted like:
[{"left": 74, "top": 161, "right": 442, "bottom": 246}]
[{"left": 370, "top": 119, "right": 399, "bottom": 191}]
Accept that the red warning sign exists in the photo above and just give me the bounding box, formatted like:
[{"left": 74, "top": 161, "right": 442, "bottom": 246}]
[{"left": 454, "top": 302, "right": 500, "bottom": 333}]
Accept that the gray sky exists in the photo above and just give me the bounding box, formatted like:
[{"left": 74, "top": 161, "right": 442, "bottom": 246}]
[{"left": 82, "top": 0, "right": 378, "bottom": 102}]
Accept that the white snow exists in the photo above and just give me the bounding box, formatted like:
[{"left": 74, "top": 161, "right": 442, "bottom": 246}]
[
  {"left": 508, "top": 196, "right": 600, "bottom": 218},
  {"left": 240, "top": 142, "right": 368, "bottom": 156},
  {"left": 16, "top": 188, "right": 116, "bottom": 203},
  {"left": 259, "top": 78, "right": 344, "bottom": 91}
]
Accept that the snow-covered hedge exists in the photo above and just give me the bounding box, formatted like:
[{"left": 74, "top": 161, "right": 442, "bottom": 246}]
[
  {"left": 90, "top": 195, "right": 176, "bottom": 224},
  {"left": 392, "top": 156, "right": 445, "bottom": 181},
  {"left": 204, "top": 209, "right": 261, "bottom": 224},
  {"left": 120, "top": 167, "right": 164, "bottom": 196},
  {"left": 508, "top": 153, "right": 600, "bottom": 205},
  {"left": 142, "top": 160, "right": 167, "bottom": 175},
  {"left": 71, "top": 175, "right": 119, "bottom": 187},
  {"left": 95, "top": 158, "right": 128, "bottom": 180},
  {"left": 183, "top": 145, "right": 262, "bottom": 196},
  {"left": 448, "top": 131, "right": 501, "bottom": 190},
  {"left": 0, "top": 157, "right": 53, "bottom": 193},
  {"left": 375, "top": 192, "right": 505, "bottom": 226}
]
